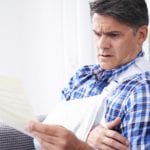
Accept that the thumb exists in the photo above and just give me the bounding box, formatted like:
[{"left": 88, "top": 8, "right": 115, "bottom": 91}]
[{"left": 106, "top": 117, "right": 121, "bottom": 129}]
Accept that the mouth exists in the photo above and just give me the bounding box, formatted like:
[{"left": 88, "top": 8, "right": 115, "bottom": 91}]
[{"left": 99, "top": 54, "right": 112, "bottom": 58}]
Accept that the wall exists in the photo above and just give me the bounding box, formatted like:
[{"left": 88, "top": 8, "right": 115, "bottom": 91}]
[
  {"left": 0, "top": 0, "right": 64, "bottom": 114},
  {"left": 0, "top": 0, "right": 93, "bottom": 115},
  {"left": 143, "top": 0, "right": 150, "bottom": 60}
]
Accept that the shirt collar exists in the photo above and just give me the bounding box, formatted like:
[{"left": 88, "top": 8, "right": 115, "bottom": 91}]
[{"left": 92, "top": 51, "right": 144, "bottom": 81}]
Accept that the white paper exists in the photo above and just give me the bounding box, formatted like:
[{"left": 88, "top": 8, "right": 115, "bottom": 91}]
[
  {"left": 0, "top": 75, "right": 36, "bottom": 135},
  {"left": 43, "top": 95, "right": 106, "bottom": 141}
]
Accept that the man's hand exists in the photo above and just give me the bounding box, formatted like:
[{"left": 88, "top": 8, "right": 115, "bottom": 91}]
[
  {"left": 87, "top": 117, "right": 129, "bottom": 150},
  {"left": 26, "top": 121, "right": 92, "bottom": 150}
]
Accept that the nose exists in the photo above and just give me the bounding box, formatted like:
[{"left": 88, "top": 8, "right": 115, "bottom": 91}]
[{"left": 97, "top": 35, "right": 110, "bottom": 50}]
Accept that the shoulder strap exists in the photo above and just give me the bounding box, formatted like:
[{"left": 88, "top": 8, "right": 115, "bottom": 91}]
[{"left": 117, "top": 57, "right": 150, "bottom": 83}]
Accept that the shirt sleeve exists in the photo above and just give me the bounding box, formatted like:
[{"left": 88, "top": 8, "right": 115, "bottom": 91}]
[
  {"left": 61, "top": 65, "right": 95, "bottom": 101},
  {"left": 61, "top": 77, "right": 74, "bottom": 101},
  {"left": 122, "top": 80, "right": 150, "bottom": 150}
]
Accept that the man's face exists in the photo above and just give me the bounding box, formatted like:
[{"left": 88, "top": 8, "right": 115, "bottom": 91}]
[{"left": 92, "top": 13, "right": 147, "bottom": 70}]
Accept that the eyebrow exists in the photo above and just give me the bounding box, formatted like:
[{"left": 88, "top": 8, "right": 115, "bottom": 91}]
[{"left": 93, "top": 30, "right": 122, "bottom": 35}]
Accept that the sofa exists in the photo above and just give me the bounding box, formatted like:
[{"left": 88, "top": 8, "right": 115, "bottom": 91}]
[
  {"left": 0, "top": 121, "right": 35, "bottom": 150},
  {"left": 0, "top": 115, "right": 46, "bottom": 150}
]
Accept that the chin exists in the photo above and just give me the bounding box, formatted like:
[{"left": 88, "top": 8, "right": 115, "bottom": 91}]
[
  {"left": 99, "top": 61, "right": 114, "bottom": 70},
  {"left": 100, "top": 65, "right": 115, "bottom": 70}
]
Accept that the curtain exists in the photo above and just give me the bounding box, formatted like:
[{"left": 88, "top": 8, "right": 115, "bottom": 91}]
[{"left": 62, "top": 0, "right": 96, "bottom": 82}]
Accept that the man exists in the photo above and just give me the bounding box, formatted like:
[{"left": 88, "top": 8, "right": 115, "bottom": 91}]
[{"left": 26, "top": 0, "right": 150, "bottom": 149}]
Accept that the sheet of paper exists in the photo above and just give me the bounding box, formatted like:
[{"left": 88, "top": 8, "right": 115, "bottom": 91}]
[
  {"left": 0, "top": 75, "right": 37, "bottom": 135},
  {"left": 43, "top": 94, "right": 106, "bottom": 141}
]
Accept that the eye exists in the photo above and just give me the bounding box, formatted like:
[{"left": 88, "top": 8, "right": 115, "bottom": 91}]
[{"left": 108, "top": 33, "right": 120, "bottom": 38}]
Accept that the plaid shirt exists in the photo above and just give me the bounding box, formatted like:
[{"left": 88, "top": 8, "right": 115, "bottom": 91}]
[{"left": 61, "top": 51, "right": 150, "bottom": 149}]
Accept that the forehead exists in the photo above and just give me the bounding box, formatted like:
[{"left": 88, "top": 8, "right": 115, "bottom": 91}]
[{"left": 92, "top": 13, "right": 132, "bottom": 32}]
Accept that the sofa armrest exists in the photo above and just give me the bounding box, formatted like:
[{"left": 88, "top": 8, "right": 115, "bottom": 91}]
[
  {"left": 0, "top": 121, "right": 35, "bottom": 150},
  {"left": 0, "top": 115, "right": 47, "bottom": 150}
]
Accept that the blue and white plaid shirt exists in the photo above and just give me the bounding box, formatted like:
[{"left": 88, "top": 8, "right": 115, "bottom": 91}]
[{"left": 61, "top": 51, "right": 150, "bottom": 149}]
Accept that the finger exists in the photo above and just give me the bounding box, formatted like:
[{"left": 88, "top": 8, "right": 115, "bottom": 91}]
[
  {"left": 107, "top": 117, "right": 121, "bottom": 129},
  {"left": 105, "top": 130, "right": 129, "bottom": 146},
  {"left": 102, "top": 137, "right": 129, "bottom": 150},
  {"left": 96, "top": 143, "right": 116, "bottom": 150},
  {"left": 36, "top": 137, "right": 56, "bottom": 150},
  {"left": 25, "top": 121, "right": 42, "bottom": 132},
  {"left": 26, "top": 121, "right": 64, "bottom": 136},
  {"left": 31, "top": 130, "right": 58, "bottom": 144}
]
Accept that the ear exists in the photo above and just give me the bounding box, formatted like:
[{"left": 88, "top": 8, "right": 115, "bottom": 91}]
[{"left": 137, "top": 25, "right": 148, "bottom": 45}]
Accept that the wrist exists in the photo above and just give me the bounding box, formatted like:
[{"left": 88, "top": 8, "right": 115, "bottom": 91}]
[{"left": 77, "top": 140, "right": 93, "bottom": 150}]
